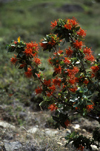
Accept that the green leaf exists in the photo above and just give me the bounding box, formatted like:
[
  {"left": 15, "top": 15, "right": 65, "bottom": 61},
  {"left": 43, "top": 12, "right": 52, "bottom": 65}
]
[
  {"left": 24, "top": 64, "right": 27, "bottom": 71},
  {"left": 39, "top": 67, "right": 45, "bottom": 71},
  {"left": 65, "top": 35, "right": 69, "bottom": 42},
  {"left": 52, "top": 116, "right": 59, "bottom": 123},
  {"left": 75, "top": 26, "right": 80, "bottom": 31},
  {"left": 53, "top": 71, "right": 57, "bottom": 77}
]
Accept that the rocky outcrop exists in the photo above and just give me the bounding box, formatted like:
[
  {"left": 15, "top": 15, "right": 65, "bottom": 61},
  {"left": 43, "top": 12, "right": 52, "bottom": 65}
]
[{"left": 57, "top": 4, "right": 84, "bottom": 13}]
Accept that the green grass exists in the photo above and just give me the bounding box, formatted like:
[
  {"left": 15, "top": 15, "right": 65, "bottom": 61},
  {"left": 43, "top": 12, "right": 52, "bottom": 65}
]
[{"left": 0, "top": 0, "right": 100, "bottom": 51}]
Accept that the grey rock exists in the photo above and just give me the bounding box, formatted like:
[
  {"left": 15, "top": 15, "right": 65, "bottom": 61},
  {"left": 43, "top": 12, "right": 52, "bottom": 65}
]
[
  {"left": 44, "top": 128, "right": 58, "bottom": 137},
  {"left": 19, "top": 112, "right": 27, "bottom": 119},
  {"left": 0, "top": 121, "right": 15, "bottom": 129},
  {"left": 4, "top": 141, "right": 22, "bottom": 151},
  {"left": 57, "top": 4, "right": 84, "bottom": 13},
  {"left": 91, "top": 145, "right": 99, "bottom": 151},
  {"left": 27, "top": 126, "right": 39, "bottom": 134}
]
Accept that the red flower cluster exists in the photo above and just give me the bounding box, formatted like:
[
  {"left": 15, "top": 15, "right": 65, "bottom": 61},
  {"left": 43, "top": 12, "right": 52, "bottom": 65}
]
[
  {"left": 85, "top": 54, "right": 95, "bottom": 62},
  {"left": 40, "top": 41, "right": 47, "bottom": 49},
  {"left": 54, "top": 49, "right": 63, "bottom": 56},
  {"left": 86, "top": 102, "right": 94, "bottom": 112},
  {"left": 40, "top": 34, "right": 60, "bottom": 50},
  {"left": 24, "top": 67, "right": 33, "bottom": 78},
  {"left": 68, "top": 78, "right": 78, "bottom": 85},
  {"left": 77, "top": 28, "right": 86, "bottom": 37},
  {"left": 35, "top": 87, "right": 43, "bottom": 94},
  {"left": 19, "top": 63, "right": 26, "bottom": 68},
  {"left": 52, "top": 77, "right": 61, "bottom": 86},
  {"left": 64, "top": 18, "right": 78, "bottom": 30},
  {"left": 77, "top": 145, "right": 84, "bottom": 151},
  {"left": 83, "top": 79, "right": 89, "bottom": 85},
  {"left": 48, "top": 37, "right": 56, "bottom": 46},
  {"left": 64, "top": 119, "right": 70, "bottom": 127},
  {"left": 54, "top": 65, "right": 62, "bottom": 74},
  {"left": 51, "top": 20, "right": 57, "bottom": 29},
  {"left": 67, "top": 67, "right": 79, "bottom": 92},
  {"left": 73, "top": 40, "right": 83, "bottom": 49},
  {"left": 24, "top": 42, "right": 38, "bottom": 57},
  {"left": 34, "top": 57, "right": 41, "bottom": 65},
  {"left": 64, "top": 23, "right": 72, "bottom": 30},
  {"left": 69, "top": 87, "right": 78, "bottom": 93},
  {"left": 83, "top": 47, "right": 92, "bottom": 55},
  {"left": 83, "top": 47, "right": 95, "bottom": 62},
  {"left": 91, "top": 65, "right": 99, "bottom": 73},
  {"left": 63, "top": 57, "right": 71, "bottom": 65},
  {"left": 65, "top": 47, "right": 73, "bottom": 57},
  {"left": 48, "top": 104, "right": 58, "bottom": 111},
  {"left": 49, "top": 85, "right": 56, "bottom": 93},
  {"left": 67, "top": 67, "right": 79, "bottom": 78},
  {"left": 43, "top": 79, "right": 51, "bottom": 87},
  {"left": 10, "top": 55, "right": 17, "bottom": 64},
  {"left": 48, "top": 57, "right": 53, "bottom": 65}
]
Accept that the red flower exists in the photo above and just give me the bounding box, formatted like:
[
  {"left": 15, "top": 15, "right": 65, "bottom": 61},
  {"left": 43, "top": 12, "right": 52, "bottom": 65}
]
[
  {"left": 54, "top": 49, "right": 63, "bottom": 56},
  {"left": 14, "top": 41, "right": 17, "bottom": 44},
  {"left": 64, "top": 120, "right": 70, "bottom": 127},
  {"left": 91, "top": 73, "right": 95, "bottom": 78},
  {"left": 9, "top": 94, "right": 13, "bottom": 97},
  {"left": 19, "top": 63, "right": 26, "bottom": 68},
  {"left": 68, "top": 78, "right": 76, "bottom": 84},
  {"left": 83, "top": 79, "right": 89, "bottom": 85},
  {"left": 35, "top": 73, "right": 41, "bottom": 78},
  {"left": 69, "top": 18, "right": 78, "bottom": 26},
  {"left": 63, "top": 57, "right": 71, "bottom": 64},
  {"left": 48, "top": 57, "right": 53, "bottom": 65},
  {"left": 44, "top": 79, "right": 51, "bottom": 87},
  {"left": 65, "top": 47, "right": 73, "bottom": 57},
  {"left": 64, "top": 18, "right": 78, "bottom": 30},
  {"left": 73, "top": 40, "right": 83, "bottom": 49},
  {"left": 34, "top": 57, "right": 41, "bottom": 65},
  {"left": 52, "top": 77, "right": 61, "bottom": 86},
  {"left": 91, "top": 66, "right": 99, "bottom": 73},
  {"left": 24, "top": 42, "right": 38, "bottom": 57},
  {"left": 24, "top": 67, "right": 33, "bottom": 78},
  {"left": 83, "top": 47, "right": 92, "bottom": 55},
  {"left": 77, "top": 28, "right": 86, "bottom": 37},
  {"left": 75, "top": 107, "right": 78, "bottom": 110},
  {"left": 51, "top": 20, "right": 57, "bottom": 29},
  {"left": 35, "top": 87, "right": 43, "bottom": 94},
  {"left": 86, "top": 102, "right": 94, "bottom": 112},
  {"left": 48, "top": 104, "right": 58, "bottom": 111},
  {"left": 40, "top": 41, "right": 47, "bottom": 49},
  {"left": 46, "top": 92, "right": 53, "bottom": 97},
  {"left": 48, "top": 37, "right": 56, "bottom": 46},
  {"left": 85, "top": 54, "right": 95, "bottom": 62},
  {"left": 64, "top": 23, "right": 72, "bottom": 30},
  {"left": 77, "top": 145, "right": 84, "bottom": 151},
  {"left": 69, "top": 87, "right": 77, "bottom": 93},
  {"left": 54, "top": 65, "right": 62, "bottom": 74},
  {"left": 26, "top": 42, "right": 38, "bottom": 50},
  {"left": 49, "top": 85, "right": 56, "bottom": 92},
  {"left": 67, "top": 67, "right": 79, "bottom": 78},
  {"left": 10, "top": 55, "right": 17, "bottom": 64}
]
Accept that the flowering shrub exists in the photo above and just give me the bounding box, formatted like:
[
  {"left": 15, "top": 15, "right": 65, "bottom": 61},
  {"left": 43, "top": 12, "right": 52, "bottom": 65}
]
[{"left": 7, "top": 17, "right": 100, "bottom": 150}]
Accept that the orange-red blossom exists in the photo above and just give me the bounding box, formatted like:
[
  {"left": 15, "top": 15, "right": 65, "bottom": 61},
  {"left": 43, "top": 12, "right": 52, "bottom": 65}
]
[
  {"left": 10, "top": 55, "right": 17, "bottom": 64},
  {"left": 64, "top": 119, "right": 70, "bottom": 127},
  {"left": 86, "top": 103, "right": 94, "bottom": 112},
  {"left": 24, "top": 67, "right": 33, "bottom": 78},
  {"left": 77, "top": 145, "right": 84, "bottom": 151},
  {"left": 48, "top": 104, "right": 58, "bottom": 111}
]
